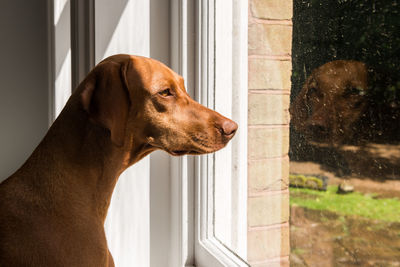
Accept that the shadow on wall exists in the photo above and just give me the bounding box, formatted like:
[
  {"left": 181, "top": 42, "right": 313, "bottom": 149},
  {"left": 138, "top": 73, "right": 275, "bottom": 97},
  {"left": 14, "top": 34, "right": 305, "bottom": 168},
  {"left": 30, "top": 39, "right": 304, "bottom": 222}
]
[
  {"left": 94, "top": 0, "right": 129, "bottom": 62},
  {"left": 0, "top": 1, "right": 49, "bottom": 179},
  {"left": 55, "top": 0, "right": 71, "bottom": 79}
]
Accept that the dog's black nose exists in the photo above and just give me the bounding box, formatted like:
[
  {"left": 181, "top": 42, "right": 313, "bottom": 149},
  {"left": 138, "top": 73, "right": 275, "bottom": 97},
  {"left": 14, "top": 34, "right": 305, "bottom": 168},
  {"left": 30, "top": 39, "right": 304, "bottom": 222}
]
[{"left": 221, "top": 120, "right": 238, "bottom": 136}]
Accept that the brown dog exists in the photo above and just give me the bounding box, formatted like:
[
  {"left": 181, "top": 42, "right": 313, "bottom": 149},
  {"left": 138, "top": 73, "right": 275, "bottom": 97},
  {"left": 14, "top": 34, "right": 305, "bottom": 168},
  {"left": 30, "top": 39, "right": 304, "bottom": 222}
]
[
  {"left": 0, "top": 54, "right": 237, "bottom": 267},
  {"left": 290, "top": 60, "right": 368, "bottom": 144}
]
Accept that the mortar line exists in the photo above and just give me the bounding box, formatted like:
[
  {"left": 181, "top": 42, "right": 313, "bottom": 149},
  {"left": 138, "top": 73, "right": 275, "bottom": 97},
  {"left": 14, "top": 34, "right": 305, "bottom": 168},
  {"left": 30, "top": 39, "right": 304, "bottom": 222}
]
[
  {"left": 249, "top": 89, "right": 290, "bottom": 94},
  {"left": 248, "top": 188, "right": 289, "bottom": 198},
  {"left": 248, "top": 256, "right": 290, "bottom": 266},
  {"left": 248, "top": 222, "right": 289, "bottom": 232}
]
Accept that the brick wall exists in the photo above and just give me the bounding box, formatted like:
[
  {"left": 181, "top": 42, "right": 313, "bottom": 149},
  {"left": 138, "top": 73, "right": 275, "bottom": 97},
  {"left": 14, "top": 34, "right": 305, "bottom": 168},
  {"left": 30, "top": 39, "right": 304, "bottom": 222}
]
[{"left": 248, "top": 1, "right": 292, "bottom": 266}]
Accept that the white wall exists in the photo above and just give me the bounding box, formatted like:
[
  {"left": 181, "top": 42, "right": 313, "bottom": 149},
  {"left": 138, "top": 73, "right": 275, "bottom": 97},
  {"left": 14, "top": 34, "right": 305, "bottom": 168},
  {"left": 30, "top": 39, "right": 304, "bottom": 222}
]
[
  {"left": 53, "top": 0, "right": 72, "bottom": 117},
  {"left": 0, "top": 1, "right": 50, "bottom": 180}
]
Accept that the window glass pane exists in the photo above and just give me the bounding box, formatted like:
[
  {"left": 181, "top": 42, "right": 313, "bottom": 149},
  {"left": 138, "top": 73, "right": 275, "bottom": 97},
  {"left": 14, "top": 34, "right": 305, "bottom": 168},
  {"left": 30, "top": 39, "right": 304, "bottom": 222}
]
[
  {"left": 212, "top": 0, "right": 248, "bottom": 262},
  {"left": 290, "top": 1, "right": 400, "bottom": 266}
]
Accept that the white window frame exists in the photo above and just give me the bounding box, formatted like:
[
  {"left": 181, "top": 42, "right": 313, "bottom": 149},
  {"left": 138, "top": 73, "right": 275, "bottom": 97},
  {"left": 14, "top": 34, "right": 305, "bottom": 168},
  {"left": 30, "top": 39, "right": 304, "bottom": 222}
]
[{"left": 170, "top": 0, "right": 248, "bottom": 266}]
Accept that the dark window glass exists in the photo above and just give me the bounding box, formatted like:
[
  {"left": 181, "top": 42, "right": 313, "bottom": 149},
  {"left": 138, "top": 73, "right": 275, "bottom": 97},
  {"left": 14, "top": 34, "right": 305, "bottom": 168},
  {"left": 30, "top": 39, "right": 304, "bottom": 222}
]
[{"left": 289, "top": 1, "right": 400, "bottom": 265}]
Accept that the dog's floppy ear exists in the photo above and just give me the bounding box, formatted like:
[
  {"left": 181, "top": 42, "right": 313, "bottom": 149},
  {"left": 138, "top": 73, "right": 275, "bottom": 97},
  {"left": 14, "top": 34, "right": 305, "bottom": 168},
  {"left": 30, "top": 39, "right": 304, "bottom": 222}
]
[
  {"left": 80, "top": 61, "right": 131, "bottom": 147},
  {"left": 290, "top": 75, "right": 316, "bottom": 130}
]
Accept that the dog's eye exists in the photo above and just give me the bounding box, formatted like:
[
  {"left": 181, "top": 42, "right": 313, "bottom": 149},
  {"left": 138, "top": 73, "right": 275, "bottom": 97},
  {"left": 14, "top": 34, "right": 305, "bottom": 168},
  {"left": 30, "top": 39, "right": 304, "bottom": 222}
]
[
  {"left": 344, "top": 87, "right": 365, "bottom": 97},
  {"left": 158, "top": 88, "right": 173, "bottom": 97},
  {"left": 306, "top": 87, "right": 317, "bottom": 101}
]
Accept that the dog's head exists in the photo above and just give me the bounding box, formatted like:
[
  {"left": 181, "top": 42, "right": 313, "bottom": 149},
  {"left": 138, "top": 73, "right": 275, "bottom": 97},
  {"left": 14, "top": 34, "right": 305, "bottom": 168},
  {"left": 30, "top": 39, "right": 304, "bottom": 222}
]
[
  {"left": 290, "top": 60, "right": 368, "bottom": 144},
  {"left": 79, "top": 54, "right": 237, "bottom": 159}
]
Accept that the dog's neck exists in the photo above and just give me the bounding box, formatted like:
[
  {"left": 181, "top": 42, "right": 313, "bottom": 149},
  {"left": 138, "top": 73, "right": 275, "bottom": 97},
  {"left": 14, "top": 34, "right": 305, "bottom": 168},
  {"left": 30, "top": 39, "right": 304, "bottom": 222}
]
[{"left": 14, "top": 96, "right": 150, "bottom": 222}]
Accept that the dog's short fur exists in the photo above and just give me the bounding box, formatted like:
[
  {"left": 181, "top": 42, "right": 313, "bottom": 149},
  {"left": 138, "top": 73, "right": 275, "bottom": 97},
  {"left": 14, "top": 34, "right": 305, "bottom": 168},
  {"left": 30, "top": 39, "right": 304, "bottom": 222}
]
[{"left": 0, "top": 54, "right": 237, "bottom": 267}]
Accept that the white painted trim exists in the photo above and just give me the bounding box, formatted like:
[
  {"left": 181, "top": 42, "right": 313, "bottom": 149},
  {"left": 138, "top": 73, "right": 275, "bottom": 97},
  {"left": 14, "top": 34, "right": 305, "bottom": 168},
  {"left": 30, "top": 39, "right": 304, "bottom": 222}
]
[
  {"left": 170, "top": 0, "right": 195, "bottom": 266},
  {"left": 49, "top": 0, "right": 73, "bottom": 118},
  {"left": 70, "top": 0, "right": 95, "bottom": 89},
  {"left": 47, "top": 0, "right": 76, "bottom": 123},
  {"left": 231, "top": 0, "right": 248, "bottom": 258},
  {"left": 194, "top": 0, "right": 249, "bottom": 266},
  {"left": 195, "top": 155, "right": 249, "bottom": 267},
  {"left": 214, "top": 0, "right": 234, "bottom": 249}
]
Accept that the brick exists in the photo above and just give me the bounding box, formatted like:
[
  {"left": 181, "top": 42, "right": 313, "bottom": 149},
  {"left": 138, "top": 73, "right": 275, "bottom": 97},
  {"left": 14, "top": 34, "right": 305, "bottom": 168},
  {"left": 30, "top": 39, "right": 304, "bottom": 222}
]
[
  {"left": 248, "top": 157, "right": 289, "bottom": 192},
  {"left": 248, "top": 226, "right": 290, "bottom": 262},
  {"left": 249, "top": 24, "right": 292, "bottom": 56},
  {"left": 249, "top": 59, "right": 292, "bottom": 90},
  {"left": 248, "top": 127, "right": 289, "bottom": 159},
  {"left": 248, "top": 93, "right": 290, "bottom": 125},
  {"left": 248, "top": 193, "right": 289, "bottom": 227},
  {"left": 250, "top": 0, "right": 293, "bottom": 20},
  {"left": 248, "top": 0, "right": 292, "bottom": 262}
]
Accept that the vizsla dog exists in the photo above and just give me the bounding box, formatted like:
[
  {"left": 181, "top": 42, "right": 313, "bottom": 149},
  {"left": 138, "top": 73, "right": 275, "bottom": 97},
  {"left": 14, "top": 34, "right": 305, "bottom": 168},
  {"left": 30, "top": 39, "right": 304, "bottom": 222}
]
[
  {"left": 0, "top": 54, "right": 237, "bottom": 267},
  {"left": 290, "top": 60, "right": 368, "bottom": 144}
]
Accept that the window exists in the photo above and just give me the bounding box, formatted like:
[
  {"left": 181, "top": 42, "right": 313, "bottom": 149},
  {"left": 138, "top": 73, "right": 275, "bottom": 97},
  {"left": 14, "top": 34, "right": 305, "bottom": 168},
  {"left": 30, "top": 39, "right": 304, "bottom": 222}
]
[
  {"left": 194, "top": 0, "right": 248, "bottom": 265},
  {"left": 290, "top": 1, "right": 400, "bottom": 266},
  {"left": 170, "top": 1, "right": 249, "bottom": 266}
]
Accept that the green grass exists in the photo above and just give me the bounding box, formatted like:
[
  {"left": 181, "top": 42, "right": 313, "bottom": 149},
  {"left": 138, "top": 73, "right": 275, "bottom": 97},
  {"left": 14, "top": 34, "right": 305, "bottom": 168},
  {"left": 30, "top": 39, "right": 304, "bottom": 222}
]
[
  {"left": 290, "top": 186, "right": 400, "bottom": 222},
  {"left": 292, "top": 248, "right": 306, "bottom": 255}
]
